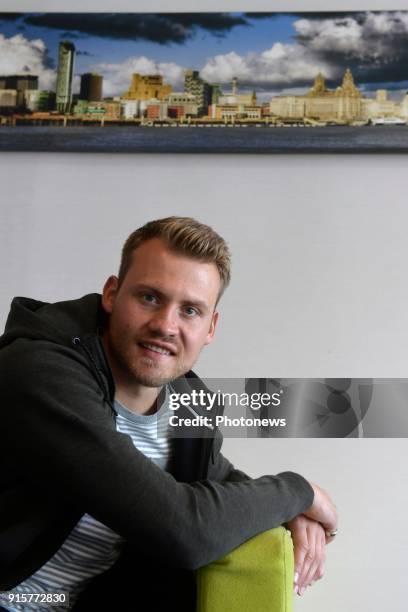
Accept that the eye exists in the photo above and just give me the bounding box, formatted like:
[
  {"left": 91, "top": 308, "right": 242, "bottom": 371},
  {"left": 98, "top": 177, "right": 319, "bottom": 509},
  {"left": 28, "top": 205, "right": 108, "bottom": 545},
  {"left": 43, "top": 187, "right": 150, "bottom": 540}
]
[
  {"left": 140, "top": 293, "right": 158, "bottom": 304},
  {"left": 183, "top": 305, "right": 199, "bottom": 317}
]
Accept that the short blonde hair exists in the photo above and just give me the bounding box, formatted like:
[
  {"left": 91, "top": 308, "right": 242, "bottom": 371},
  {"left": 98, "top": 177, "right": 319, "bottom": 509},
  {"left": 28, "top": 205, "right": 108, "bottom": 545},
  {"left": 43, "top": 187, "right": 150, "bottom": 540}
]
[{"left": 118, "top": 216, "right": 231, "bottom": 300}]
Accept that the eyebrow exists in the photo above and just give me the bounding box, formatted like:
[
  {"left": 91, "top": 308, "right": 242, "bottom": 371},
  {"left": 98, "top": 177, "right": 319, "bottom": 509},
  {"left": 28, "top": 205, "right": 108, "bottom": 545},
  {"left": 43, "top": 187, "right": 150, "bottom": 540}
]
[{"left": 133, "top": 284, "right": 210, "bottom": 313}]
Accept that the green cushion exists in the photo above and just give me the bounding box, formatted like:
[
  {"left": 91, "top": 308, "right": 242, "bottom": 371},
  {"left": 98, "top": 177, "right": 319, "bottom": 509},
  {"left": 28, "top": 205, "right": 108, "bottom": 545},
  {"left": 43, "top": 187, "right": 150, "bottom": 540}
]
[{"left": 196, "top": 527, "right": 294, "bottom": 612}]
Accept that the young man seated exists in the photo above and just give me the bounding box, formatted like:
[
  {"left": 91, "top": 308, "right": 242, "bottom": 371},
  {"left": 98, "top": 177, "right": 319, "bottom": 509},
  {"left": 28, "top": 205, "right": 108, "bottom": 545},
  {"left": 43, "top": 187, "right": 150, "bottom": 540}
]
[{"left": 0, "top": 217, "right": 337, "bottom": 611}]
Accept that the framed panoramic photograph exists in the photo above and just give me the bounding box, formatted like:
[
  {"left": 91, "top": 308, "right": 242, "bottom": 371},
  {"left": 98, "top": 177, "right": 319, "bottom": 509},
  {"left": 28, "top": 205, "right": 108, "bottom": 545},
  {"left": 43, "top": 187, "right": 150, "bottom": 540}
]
[{"left": 1, "top": 10, "right": 408, "bottom": 152}]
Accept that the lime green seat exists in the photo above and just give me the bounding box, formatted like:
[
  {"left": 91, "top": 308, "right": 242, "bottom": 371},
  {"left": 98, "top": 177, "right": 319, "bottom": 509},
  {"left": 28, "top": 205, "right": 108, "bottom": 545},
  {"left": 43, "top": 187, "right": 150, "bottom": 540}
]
[{"left": 197, "top": 527, "right": 294, "bottom": 612}]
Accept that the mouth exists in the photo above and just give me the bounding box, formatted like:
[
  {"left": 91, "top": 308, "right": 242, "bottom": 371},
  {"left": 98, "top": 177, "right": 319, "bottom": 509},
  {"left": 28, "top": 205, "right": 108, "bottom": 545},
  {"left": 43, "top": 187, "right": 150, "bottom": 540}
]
[{"left": 139, "top": 341, "right": 176, "bottom": 357}]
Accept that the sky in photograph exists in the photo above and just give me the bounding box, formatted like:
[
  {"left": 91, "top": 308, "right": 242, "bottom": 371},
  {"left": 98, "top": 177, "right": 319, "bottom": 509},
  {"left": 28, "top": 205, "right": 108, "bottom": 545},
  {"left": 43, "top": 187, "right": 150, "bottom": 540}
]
[{"left": 0, "top": 11, "right": 408, "bottom": 101}]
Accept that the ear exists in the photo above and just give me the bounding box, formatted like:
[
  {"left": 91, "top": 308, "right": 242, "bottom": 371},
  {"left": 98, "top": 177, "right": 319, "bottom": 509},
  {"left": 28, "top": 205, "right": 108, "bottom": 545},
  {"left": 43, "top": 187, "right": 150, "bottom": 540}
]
[
  {"left": 204, "top": 310, "right": 219, "bottom": 346},
  {"left": 102, "top": 275, "right": 119, "bottom": 315}
]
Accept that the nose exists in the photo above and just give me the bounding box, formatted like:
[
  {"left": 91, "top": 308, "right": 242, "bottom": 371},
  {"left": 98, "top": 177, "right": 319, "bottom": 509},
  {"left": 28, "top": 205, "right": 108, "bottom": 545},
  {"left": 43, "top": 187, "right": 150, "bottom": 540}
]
[{"left": 147, "top": 305, "right": 178, "bottom": 337}]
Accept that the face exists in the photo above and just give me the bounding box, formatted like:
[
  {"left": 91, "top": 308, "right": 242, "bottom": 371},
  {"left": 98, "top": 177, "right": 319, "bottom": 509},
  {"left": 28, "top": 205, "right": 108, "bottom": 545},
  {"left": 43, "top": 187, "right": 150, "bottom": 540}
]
[{"left": 102, "top": 237, "right": 220, "bottom": 390}]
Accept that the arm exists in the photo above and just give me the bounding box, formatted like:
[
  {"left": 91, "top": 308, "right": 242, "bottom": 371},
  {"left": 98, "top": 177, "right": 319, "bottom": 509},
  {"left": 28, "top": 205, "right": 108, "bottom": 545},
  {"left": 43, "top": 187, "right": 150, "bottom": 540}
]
[
  {"left": 209, "top": 432, "right": 337, "bottom": 533},
  {"left": 208, "top": 430, "right": 316, "bottom": 527},
  {"left": 2, "top": 340, "right": 315, "bottom": 570}
]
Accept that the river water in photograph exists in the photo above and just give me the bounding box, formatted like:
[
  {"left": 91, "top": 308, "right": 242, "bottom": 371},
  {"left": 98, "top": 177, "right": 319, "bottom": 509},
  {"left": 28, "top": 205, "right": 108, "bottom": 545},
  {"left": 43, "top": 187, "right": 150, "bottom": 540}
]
[{"left": 1, "top": 125, "right": 408, "bottom": 153}]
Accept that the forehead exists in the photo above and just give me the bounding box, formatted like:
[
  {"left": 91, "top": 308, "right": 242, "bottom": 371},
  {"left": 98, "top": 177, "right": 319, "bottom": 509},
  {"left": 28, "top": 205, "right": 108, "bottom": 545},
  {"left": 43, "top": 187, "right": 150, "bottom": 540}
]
[{"left": 123, "top": 238, "right": 221, "bottom": 304}]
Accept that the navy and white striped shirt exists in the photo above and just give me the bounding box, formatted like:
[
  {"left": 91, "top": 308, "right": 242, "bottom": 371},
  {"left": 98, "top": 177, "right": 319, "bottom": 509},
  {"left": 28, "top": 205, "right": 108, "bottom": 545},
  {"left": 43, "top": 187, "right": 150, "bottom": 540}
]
[{"left": 4, "top": 389, "right": 172, "bottom": 611}]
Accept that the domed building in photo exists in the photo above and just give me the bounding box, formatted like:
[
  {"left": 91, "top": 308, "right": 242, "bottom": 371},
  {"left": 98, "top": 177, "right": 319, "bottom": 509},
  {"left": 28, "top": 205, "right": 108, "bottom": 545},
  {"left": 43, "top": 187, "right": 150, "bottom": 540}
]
[{"left": 269, "top": 69, "right": 408, "bottom": 124}]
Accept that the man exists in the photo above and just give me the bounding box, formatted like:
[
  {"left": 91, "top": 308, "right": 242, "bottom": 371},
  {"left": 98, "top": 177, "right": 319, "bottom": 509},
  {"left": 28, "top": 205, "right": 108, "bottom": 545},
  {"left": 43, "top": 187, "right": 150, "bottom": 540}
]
[{"left": 0, "top": 217, "right": 337, "bottom": 611}]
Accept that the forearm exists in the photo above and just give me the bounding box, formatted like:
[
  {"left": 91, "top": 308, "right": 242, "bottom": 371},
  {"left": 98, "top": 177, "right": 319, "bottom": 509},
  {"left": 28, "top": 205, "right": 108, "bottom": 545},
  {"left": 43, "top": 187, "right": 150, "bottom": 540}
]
[{"left": 172, "top": 471, "right": 314, "bottom": 569}]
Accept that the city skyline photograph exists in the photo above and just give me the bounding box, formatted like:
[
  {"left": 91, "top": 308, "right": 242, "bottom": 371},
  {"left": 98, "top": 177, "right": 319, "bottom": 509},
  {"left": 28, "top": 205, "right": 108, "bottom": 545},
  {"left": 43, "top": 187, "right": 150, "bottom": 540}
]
[{"left": 1, "top": 11, "right": 408, "bottom": 153}]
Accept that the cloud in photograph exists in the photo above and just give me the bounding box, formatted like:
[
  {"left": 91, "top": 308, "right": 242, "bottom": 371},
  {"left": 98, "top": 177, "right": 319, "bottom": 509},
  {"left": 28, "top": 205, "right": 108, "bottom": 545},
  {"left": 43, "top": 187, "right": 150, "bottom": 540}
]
[
  {"left": 91, "top": 56, "right": 186, "bottom": 97},
  {"left": 202, "top": 11, "right": 408, "bottom": 91},
  {"left": 0, "top": 33, "right": 56, "bottom": 89},
  {"left": 293, "top": 11, "right": 408, "bottom": 85},
  {"left": 201, "top": 44, "right": 334, "bottom": 91},
  {"left": 91, "top": 12, "right": 408, "bottom": 98},
  {"left": 2, "top": 11, "right": 407, "bottom": 98},
  {"left": 24, "top": 13, "right": 248, "bottom": 45}
]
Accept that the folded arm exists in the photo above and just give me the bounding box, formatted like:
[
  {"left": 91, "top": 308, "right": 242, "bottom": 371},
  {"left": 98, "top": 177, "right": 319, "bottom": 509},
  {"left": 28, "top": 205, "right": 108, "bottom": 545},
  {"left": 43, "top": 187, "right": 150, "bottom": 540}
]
[{"left": 2, "top": 341, "right": 315, "bottom": 571}]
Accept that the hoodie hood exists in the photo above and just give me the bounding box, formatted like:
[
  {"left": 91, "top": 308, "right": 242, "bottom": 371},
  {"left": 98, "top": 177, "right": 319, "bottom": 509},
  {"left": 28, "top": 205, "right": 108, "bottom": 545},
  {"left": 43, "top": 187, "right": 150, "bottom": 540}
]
[{"left": 0, "top": 293, "right": 105, "bottom": 350}]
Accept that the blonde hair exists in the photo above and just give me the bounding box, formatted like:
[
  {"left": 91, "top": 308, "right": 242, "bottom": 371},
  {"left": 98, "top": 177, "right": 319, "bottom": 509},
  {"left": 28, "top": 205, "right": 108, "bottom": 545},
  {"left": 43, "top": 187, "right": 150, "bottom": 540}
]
[{"left": 118, "top": 216, "right": 231, "bottom": 299}]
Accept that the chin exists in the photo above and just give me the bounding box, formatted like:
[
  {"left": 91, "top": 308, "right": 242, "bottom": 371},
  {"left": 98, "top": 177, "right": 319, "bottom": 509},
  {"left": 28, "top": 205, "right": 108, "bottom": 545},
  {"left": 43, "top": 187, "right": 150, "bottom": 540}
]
[
  {"left": 132, "top": 362, "right": 190, "bottom": 388},
  {"left": 130, "top": 366, "right": 176, "bottom": 388}
]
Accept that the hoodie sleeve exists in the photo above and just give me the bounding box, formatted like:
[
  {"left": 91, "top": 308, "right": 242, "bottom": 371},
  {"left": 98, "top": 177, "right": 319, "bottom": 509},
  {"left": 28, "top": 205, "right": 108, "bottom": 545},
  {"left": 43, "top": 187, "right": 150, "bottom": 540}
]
[
  {"left": 208, "top": 426, "right": 314, "bottom": 502},
  {"left": 1, "top": 339, "right": 314, "bottom": 570}
]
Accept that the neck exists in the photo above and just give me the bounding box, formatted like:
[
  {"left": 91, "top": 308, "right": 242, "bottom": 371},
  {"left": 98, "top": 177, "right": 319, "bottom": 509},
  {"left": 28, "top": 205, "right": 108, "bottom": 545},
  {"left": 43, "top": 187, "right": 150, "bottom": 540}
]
[{"left": 115, "top": 385, "right": 161, "bottom": 415}]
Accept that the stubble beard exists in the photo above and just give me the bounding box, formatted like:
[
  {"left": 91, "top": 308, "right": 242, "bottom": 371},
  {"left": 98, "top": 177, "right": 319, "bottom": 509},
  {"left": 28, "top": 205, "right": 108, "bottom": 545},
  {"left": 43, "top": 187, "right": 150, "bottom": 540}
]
[{"left": 111, "top": 339, "right": 189, "bottom": 388}]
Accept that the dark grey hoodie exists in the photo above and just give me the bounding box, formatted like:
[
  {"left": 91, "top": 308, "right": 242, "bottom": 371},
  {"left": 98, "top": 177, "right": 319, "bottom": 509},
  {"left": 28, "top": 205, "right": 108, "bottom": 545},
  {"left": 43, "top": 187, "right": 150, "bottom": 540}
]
[{"left": 0, "top": 293, "right": 314, "bottom": 591}]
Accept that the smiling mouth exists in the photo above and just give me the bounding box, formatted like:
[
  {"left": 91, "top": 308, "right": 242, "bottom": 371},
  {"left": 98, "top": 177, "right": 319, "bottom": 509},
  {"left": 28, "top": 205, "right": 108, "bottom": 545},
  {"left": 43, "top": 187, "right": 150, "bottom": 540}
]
[{"left": 139, "top": 342, "right": 174, "bottom": 356}]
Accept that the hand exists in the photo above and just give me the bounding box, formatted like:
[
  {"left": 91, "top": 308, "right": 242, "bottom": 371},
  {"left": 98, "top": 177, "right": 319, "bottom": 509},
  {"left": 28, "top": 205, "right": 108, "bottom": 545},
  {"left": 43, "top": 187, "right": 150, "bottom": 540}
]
[
  {"left": 304, "top": 482, "right": 338, "bottom": 542},
  {"left": 286, "top": 515, "right": 326, "bottom": 596}
]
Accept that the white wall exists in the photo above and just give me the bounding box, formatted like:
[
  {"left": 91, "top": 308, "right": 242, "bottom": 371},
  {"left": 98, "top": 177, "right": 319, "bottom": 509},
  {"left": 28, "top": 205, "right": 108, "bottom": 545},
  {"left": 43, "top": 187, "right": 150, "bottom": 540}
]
[
  {"left": 1, "top": 1, "right": 408, "bottom": 610},
  {"left": 223, "top": 437, "right": 408, "bottom": 612},
  {"left": 2, "top": 153, "right": 407, "bottom": 378}
]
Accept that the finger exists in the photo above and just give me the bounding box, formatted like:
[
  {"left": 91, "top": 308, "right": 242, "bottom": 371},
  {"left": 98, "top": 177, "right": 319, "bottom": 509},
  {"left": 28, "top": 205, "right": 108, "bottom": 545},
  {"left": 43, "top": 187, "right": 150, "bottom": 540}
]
[
  {"left": 297, "top": 525, "right": 317, "bottom": 593},
  {"left": 305, "top": 526, "right": 325, "bottom": 587},
  {"left": 298, "top": 525, "right": 317, "bottom": 593},
  {"left": 314, "top": 528, "right": 326, "bottom": 583},
  {"left": 291, "top": 522, "right": 308, "bottom": 594}
]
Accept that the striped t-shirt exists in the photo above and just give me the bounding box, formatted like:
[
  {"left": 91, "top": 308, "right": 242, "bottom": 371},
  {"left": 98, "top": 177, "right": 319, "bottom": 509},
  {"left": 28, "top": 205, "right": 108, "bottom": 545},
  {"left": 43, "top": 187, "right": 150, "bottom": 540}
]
[{"left": 4, "top": 389, "right": 172, "bottom": 611}]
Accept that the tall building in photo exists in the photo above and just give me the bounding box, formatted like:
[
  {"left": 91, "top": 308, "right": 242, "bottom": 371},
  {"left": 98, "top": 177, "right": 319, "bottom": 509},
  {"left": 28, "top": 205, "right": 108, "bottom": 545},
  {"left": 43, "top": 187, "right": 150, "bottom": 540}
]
[
  {"left": 80, "top": 73, "right": 103, "bottom": 101},
  {"left": 184, "top": 70, "right": 212, "bottom": 116},
  {"left": 56, "top": 41, "right": 75, "bottom": 113}
]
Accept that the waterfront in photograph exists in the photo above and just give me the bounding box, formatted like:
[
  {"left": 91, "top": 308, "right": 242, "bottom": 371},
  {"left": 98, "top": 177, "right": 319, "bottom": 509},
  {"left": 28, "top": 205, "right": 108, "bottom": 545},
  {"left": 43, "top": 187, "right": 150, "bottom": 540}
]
[
  {"left": 1, "top": 124, "right": 408, "bottom": 153},
  {"left": 2, "top": 11, "right": 408, "bottom": 152}
]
